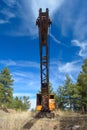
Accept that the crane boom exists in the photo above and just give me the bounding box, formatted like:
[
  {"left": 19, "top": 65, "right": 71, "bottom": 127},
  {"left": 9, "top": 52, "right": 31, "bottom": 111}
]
[
  {"left": 36, "top": 9, "right": 55, "bottom": 115},
  {"left": 36, "top": 8, "right": 51, "bottom": 112}
]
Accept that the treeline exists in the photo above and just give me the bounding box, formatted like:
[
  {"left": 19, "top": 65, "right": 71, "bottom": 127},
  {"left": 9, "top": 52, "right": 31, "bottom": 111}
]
[
  {"left": 54, "top": 59, "right": 87, "bottom": 113},
  {"left": 0, "top": 68, "right": 31, "bottom": 111},
  {"left": 0, "top": 59, "right": 87, "bottom": 113}
]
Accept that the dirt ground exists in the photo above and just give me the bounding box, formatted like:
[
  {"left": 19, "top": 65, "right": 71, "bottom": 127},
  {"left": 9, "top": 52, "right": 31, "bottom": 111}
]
[
  {"left": 22, "top": 116, "right": 87, "bottom": 130},
  {"left": 22, "top": 118, "right": 60, "bottom": 130},
  {"left": 0, "top": 110, "right": 87, "bottom": 130}
]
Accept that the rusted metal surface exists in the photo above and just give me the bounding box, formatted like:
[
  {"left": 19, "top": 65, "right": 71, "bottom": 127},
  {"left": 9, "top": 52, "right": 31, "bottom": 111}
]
[{"left": 36, "top": 8, "right": 51, "bottom": 112}]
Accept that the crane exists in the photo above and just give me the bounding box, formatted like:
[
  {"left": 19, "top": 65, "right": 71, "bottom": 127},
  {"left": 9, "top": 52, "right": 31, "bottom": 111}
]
[{"left": 36, "top": 8, "right": 55, "bottom": 116}]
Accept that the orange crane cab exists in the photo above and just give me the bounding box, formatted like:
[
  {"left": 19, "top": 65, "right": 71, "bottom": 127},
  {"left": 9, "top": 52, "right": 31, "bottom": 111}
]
[{"left": 36, "top": 94, "right": 55, "bottom": 111}]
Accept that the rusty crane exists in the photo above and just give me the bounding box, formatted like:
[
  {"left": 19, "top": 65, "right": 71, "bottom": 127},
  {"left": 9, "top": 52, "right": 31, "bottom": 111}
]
[{"left": 36, "top": 8, "right": 55, "bottom": 117}]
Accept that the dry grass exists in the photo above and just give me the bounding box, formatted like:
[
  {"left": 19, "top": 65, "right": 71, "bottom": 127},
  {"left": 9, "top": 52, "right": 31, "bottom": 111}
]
[
  {"left": 0, "top": 110, "right": 32, "bottom": 130},
  {"left": 0, "top": 109, "right": 83, "bottom": 130},
  {"left": 55, "top": 109, "right": 81, "bottom": 117}
]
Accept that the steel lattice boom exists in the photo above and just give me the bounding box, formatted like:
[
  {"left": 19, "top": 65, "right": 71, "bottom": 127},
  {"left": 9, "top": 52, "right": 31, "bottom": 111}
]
[{"left": 36, "top": 8, "right": 51, "bottom": 111}]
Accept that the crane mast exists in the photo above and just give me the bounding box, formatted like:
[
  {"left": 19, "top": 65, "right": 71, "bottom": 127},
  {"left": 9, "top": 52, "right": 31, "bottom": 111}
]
[{"left": 36, "top": 8, "right": 51, "bottom": 112}]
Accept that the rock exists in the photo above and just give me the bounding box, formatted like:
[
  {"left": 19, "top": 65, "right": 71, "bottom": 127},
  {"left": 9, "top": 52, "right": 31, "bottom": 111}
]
[{"left": 72, "top": 125, "right": 80, "bottom": 130}]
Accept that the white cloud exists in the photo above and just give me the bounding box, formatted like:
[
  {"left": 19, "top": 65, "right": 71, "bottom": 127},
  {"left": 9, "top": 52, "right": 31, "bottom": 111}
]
[
  {"left": 49, "top": 60, "right": 82, "bottom": 89},
  {"left": 1, "top": 0, "right": 65, "bottom": 36},
  {"left": 2, "top": 0, "right": 65, "bottom": 36},
  {"left": 0, "top": 59, "right": 40, "bottom": 93},
  {"left": 56, "top": 0, "right": 87, "bottom": 41},
  {"left": 13, "top": 72, "right": 29, "bottom": 78},
  {"left": 0, "top": 60, "right": 16, "bottom": 66},
  {"left": 50, "top": 33, "right": 69, "bottom": 47},
  {"left": 50, "top": 33, "right": 61, "bottom": 44},
  {"left": 1, "top": 0, "right": 87, "bottom": 39},
  {"left": 0, "top": 0, "right": 16, "bottom": 26},
  {"left": 32, "top": 0, "right": 64, "bottom": 18},
  {"left": 12, "top": 70, "right": 40, "bottom": 92},
  {"left": 0, "top": 19, "right": 9, "bottom": 24},
  {"left": 1, "top": 9, "right": 16, "bottom": 19},
  {"left": 17, "top": 61, "right": 39, "bottom": 68},
  {"left": 58, "top": 60, "right": 82, "bottom": 82},
  {"left": 73, "top": 6, "right": 87, "bottom": 40},
  {"left": 58, "top": 61, "right": 80, "bottom": 73},
  {"left": 72, "top": 40, "right": 87, "bottom": 58},
  {"left": 13, "top": 71, "right": 39, "bottom": 82},
  {"left": 0, "top": 60, "right": 39, "bottom": 68},
  {"left": 3, "top": 0, "right": 16, "bottom": 7}
]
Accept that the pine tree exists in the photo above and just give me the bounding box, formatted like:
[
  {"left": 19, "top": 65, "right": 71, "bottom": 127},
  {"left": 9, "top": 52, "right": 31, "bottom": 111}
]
[
  {"left": 57, "top": 86, "right": 65, "bottom": 109},
  {"left": 56, "top": 75, "right": 79, "bottom": 110},
  {"left": 77, "top": 59, "right": 87, "bottom": 113},
  {"left": 22, "top": 96, "right": 31, "bottom": 110},
  {"left": 0, "top": 67, "right": 14, "bottom": 107},
  {"left": 0, "top": 83, "right": 4, "bottom": 106},
  {"left": 13, "top": 96, "right": 31, "bottom": 111}
]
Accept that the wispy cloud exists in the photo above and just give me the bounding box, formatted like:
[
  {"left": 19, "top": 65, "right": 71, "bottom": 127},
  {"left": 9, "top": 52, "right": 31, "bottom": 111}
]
[
  {"left": 1, "top": 9, "right": 16, "bottom": 19},
  {"left": 32, "top": 0, "right": 64, "bottom": 18},
  {"left": 12, "top": 71, "right": 39, "bottom": 82},
  {"left": 0, "top": 60, "right": 39, "bottom": 68},
  {"left": 12, "top": 70, "right": 40, "bottom": 91},
  {"left": 72, "top": 40, "right": 87, "bottom": 58},
  {"left": 50, "top": 33, "right": 61, "bottom": 44},
  {"left": 0, "top": 0, "right": 65, "bottom": 36},
  {"left": 1, "top": 0, "right": 87, "bottom": 39},
  {"left": 0, "top": 60, "right": 16, "bottom": 66},
  {"left": 58, "top": 60, "right": 81, "bottom": 73},
  {"left": 13, "top": 0, "right": 65, "bottom": 36},
  {"left": 0, "top": 0, "right": 16, "bottom": 27},
  {"left": 50, "top": 33, "right": 69, "bottom": 47},
  {"left": 0, "top": 19, "right": 9, "bottom": 24},
  {"left": 49, "top": 60, "right": 82, "bottom": 89},
  {"left": 56, "top": 0, "right": 87, "bottom": 41},
  {"left": 0, "top": 60, "right": 40, "bottom": 92},
  {"left": 0, "top": 59, "right": 40, "bottom": 91},
  {"left": 3, "top": 0, "right": 16, "bottom": 7}
]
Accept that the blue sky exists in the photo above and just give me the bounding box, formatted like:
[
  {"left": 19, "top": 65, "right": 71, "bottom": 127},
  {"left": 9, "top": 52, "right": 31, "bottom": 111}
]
[{"left": 0, "top": 0, "right": 87, "bottom": 109}]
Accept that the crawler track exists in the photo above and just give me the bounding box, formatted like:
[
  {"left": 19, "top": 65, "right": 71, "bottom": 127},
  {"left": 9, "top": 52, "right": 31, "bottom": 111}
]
[
  {"left": 21, "top": 111, "right": 55, "bottom": 130},
  {"left": 21, "top": 118, "right": 38, "bottom": 130},
  {"left": 21, "top": 113, "right": 87, "bottom": 130}
]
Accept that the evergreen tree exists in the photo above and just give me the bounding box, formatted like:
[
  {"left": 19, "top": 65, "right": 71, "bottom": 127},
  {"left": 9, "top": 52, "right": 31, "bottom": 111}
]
[
  {"left": 57, "top": 86, "right": 66, "bottom": 109},
  {"left": 0, "top": 67, "right": 14, "bottom": 107},
  {"left": 56, "top": 75, "right": 79, "bottom": 110},
  {"left": 22, "top": 96, "right": 31, "bottom": 110},
  {"left": 13, "top": 96, "right": 23, "bottom": 111},
  {"left": 63, "top": 75, "right": 76, "bottom": 110},
  {"left": 0, "top": 83, "right": 4, "bottom": 106},
  {"left": 0, "top": 67, "right": 31, "bottom": 110},
  {"left": 13, "top": 96, "right": 31, "bottom": 111},
  {"left": 77, "top": 59, "right": 87, "bottom": 113},
  {"left": 49, "top": 83, "right": 55, "bottom": 94}
]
